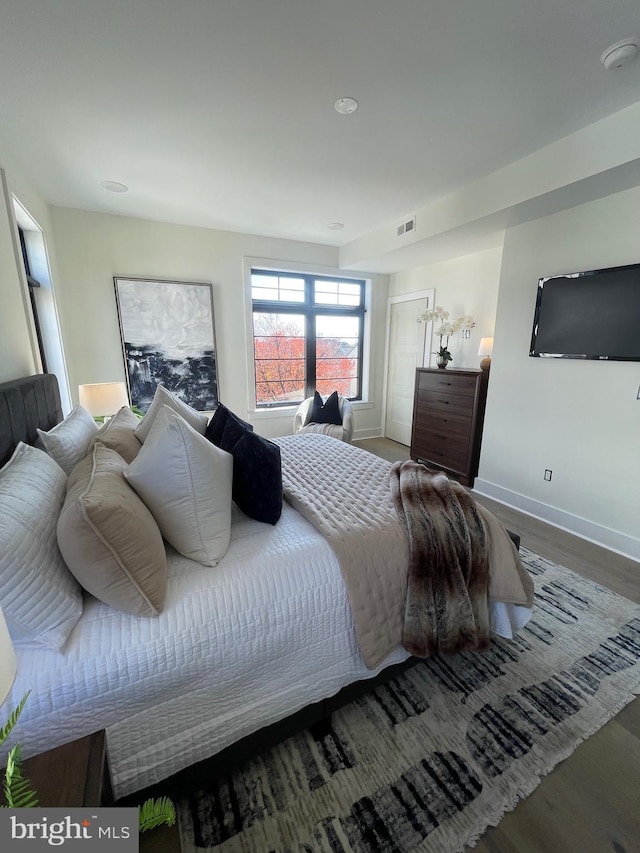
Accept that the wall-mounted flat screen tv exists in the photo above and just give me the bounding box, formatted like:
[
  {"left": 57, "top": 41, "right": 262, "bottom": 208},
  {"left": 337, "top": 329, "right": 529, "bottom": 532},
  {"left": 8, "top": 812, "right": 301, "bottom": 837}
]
[{"left": 529, "top": 262, "right": 640, "bottom": 361}]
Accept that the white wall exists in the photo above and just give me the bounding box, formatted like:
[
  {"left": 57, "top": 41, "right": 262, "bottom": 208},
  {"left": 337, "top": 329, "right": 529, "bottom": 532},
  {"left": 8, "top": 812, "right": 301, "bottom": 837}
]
[
  {"left": 389, "top": 246, "right": 503, "bottom": 369},
  {"left": 50, "top": 207, "right": 389, "bottom": 438},
  {"left": 478, "top": 185, "right": 640, "bottom": 559}
]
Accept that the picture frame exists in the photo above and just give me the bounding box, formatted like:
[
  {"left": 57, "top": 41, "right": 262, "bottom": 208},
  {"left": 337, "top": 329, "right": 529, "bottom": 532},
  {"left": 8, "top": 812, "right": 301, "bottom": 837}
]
[{"left": 114, "top": 277, "right": 218, "bottom": 412}]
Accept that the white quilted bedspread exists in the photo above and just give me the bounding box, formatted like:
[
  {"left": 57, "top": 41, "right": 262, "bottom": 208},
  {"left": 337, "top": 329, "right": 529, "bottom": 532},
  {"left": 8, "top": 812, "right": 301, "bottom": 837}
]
[{"left": 5, "top": 503, "right": 410, "bottom": 798}]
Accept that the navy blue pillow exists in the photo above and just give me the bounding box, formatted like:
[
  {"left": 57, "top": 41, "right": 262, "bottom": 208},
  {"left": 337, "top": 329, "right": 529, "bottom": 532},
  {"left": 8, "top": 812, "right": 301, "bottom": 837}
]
[
  {"left": 309, "top": 390, "right": 342, "bottom": 425},
  {"left": 206, "top": 403, "right": 253, "bottom": 447},
  {"left": 207, "top": 406, "right": 282, "bottom": 525},
  {"left": 228, "top": 430, "right": 282, "bottom": 526}
]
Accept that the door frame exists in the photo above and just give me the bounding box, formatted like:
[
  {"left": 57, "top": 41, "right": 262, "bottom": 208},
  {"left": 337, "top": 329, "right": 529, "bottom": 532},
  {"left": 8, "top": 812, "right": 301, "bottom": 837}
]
[{"left": 381, "top": 288, "right": 435, "bottom": 441}]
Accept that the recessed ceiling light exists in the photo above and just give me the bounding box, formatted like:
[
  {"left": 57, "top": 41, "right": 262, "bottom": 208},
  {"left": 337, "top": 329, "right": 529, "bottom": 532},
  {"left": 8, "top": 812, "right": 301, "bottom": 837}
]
[
  {"left": 600, "top": 37, "right": 639, "bottom": 70},
  {"left": 328, "top": 222, "right": 344, "bottom": 230},
  {"left": 334, "top": 97, "right": 358, "bottom": 115},
  {"left": 101, "top": 180, "right": 129, "bottom": 193}
]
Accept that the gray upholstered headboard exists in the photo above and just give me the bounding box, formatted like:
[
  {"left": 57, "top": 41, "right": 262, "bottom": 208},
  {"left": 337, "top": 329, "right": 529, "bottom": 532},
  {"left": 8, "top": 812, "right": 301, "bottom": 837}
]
[{"left": 0, "top": 374, "right": 63, "bottom": 468}]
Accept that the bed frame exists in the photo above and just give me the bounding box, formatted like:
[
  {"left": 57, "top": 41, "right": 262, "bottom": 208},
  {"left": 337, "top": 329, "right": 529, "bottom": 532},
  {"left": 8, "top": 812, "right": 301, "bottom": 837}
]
[
  {"left": 0, "top": 373, "right": 62, "bottom": 468},
  {"left": 0, "top": 373, "right": 519, "bottom": 803}
]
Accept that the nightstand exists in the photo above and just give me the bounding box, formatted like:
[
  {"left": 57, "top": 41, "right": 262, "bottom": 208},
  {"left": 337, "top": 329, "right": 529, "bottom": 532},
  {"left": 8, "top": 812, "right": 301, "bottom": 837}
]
[
  {"left": 21, "top": 729, "right": 112, "bottom": 807},
  {"left": 19, "top": 731, "right": 181, "bottom": 852}
]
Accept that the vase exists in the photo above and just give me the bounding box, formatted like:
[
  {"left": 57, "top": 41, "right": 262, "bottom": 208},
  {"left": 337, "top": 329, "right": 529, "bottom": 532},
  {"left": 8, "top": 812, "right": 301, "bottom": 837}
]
[{"left": 436, "top": 357, "right": 448, "bottom": 369}]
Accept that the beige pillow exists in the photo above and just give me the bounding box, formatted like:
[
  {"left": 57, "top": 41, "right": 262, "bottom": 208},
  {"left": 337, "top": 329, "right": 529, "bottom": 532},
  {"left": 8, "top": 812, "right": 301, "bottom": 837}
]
[
  {"left": 57, "top": 444, "right": 167, "bottom": 616},
  {"left": 135, "top": 385, "right": 208, "bottom": 444},
  {"left": 95, "top": 406, "right": 142, "bottom": 463},
  {"left": 37, "top": 404, "right": 99, "bottom": 475},
  {"left": 125, "top": 405, "right": 232, "bottom": 566}
]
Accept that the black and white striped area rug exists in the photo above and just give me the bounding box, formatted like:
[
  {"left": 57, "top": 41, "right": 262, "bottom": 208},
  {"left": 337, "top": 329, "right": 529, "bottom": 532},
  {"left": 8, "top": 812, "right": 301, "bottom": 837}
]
[{"left": 178, "top": 549, "right": 640, "bottom": 852}]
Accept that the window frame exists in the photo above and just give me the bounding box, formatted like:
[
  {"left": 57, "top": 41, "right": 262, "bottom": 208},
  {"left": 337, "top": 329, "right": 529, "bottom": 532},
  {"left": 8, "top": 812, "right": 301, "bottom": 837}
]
[
  {"left": 18, "top": 226, "right": 48, "bottom": 373},
  {"left": 251, "top": 268, "right": 365, "bottom": 409}
]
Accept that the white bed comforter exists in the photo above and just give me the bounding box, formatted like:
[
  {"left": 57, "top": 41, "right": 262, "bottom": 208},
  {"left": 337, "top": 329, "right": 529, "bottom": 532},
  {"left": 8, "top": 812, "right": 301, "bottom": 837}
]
[
  {"left": 7, "top": 504, "right": 410, "bottom": 798},
  {"left": 6, "top": 447, "right": 531, "bottom": 799}
]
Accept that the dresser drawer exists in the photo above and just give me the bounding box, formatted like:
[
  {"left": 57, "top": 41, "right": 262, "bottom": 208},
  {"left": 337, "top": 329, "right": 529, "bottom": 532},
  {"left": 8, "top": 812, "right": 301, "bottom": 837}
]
[
  {"left": 412, "top": 429, "right": 469, "bottom": 472},
  {"left": 417, "top": 389, "right": 474, "bottom": 417},
  {"left": 414, "top": 408, "right": 472, "bottom": 441},
  {"left": 418, "top": 371, "right": 478, "bottom": 397}
]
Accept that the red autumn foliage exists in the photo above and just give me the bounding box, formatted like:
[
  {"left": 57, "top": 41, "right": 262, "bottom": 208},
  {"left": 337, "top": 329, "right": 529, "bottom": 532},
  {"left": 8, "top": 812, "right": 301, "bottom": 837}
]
[{"left": 253, "top": 314, "right": 357, "bottom": 404}]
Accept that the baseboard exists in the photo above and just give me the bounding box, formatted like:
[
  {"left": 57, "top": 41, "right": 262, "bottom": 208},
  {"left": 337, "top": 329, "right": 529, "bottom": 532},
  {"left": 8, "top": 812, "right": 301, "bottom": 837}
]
[
  {"left": 473, "top": 479, "right": 640, "bottom": 563},
  {"left": 353, "top": 427, "right": 383, "bottom": 440}
]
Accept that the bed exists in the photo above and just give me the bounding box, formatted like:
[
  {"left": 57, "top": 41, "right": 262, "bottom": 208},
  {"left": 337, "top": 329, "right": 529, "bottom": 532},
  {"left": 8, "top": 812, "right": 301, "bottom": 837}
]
[{"left": 0, "top": 373, "right": 532, "bottom": 800}]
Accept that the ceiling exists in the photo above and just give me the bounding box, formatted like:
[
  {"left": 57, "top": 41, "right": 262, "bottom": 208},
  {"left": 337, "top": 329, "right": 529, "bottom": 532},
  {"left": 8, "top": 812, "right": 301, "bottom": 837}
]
[{"left": 1, "top": 0, "right": 639, "bottom": 256}]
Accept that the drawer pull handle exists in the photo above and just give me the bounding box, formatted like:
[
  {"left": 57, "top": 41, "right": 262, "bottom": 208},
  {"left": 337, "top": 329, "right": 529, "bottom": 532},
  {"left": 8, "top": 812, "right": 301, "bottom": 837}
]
[
  {"left": 436, "top": 434, "right": 446, "bottom": 440},
  {"left": 439, "top": 381, "right": 452, "bottom": 386},
  {"left": 438, "top": 400, "right": 450, "bottom": 404}
]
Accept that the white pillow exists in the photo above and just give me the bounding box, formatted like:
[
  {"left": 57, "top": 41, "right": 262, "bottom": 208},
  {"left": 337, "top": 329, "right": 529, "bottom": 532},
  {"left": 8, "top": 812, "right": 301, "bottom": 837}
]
[
  {"left": 0, "top": 443, "right": 83, "bottom": 651},
  {"left": 37, "top": 404, "right": 99, "bottom": 475},
  {"left": 124, "top": 405, "right": 232, "bottom": 566},
  {"left": 134, "top": 385, "right": 208, "bottom": 444}
]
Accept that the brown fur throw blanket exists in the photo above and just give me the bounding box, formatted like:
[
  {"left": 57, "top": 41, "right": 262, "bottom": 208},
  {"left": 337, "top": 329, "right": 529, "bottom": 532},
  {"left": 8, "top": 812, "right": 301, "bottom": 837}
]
[{"left": 390, "top": 461, "right": 491, "bottom": 657}]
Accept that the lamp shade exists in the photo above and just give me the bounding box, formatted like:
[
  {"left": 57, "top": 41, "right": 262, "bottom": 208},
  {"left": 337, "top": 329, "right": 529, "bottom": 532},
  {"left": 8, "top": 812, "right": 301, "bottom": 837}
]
[
  {"left": 78, "top": 382, "right": 129, "bottom": 417},
  {"left": 0, "top": 604, "right": 17, "bottom": 707},
  {"left": 477, "top": 337, "right": 494, "bottom": 357}
]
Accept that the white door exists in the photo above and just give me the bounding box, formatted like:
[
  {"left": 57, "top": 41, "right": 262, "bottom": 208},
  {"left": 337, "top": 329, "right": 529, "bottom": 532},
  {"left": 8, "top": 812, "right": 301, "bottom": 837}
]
[{"left": 385, "top": 297, "right": 429, "bottom": 446}]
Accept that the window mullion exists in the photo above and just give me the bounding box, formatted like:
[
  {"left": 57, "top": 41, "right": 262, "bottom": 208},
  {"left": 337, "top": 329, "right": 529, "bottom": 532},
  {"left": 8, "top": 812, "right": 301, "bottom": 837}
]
[{"left": 305, "top": 309, "right": 316, "bottom": 398}]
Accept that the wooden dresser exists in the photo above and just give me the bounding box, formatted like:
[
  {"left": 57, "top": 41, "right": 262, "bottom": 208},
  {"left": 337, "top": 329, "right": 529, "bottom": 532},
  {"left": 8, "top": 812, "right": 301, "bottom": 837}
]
[{"left": 410, "top": 367, "right": 489, "bottom": 487}]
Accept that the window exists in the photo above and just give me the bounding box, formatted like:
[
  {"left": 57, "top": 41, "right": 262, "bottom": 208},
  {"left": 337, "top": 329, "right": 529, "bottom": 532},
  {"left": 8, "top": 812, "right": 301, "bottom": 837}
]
[
  {"left": 18, "top": 227, "right": 48, "bottom": 373},
  {"left": 251, "top": 269, "right": 365, "bottom": 407}
]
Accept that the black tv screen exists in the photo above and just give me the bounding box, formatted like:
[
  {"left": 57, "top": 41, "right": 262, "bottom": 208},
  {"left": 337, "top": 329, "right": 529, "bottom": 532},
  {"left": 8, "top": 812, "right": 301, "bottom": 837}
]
[{"left": 529, "top": 262, "right": 640, "bottom": 361}]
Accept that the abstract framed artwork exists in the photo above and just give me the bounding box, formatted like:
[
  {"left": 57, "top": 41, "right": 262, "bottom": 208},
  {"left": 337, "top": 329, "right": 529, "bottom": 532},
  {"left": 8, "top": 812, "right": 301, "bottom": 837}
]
[{"left": 114, "top": 277, "right": 218, "bottom": 412}]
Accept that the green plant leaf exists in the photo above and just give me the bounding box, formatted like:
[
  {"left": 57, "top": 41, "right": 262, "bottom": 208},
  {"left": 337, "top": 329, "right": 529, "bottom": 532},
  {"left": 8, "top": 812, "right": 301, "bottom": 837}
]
[
  {"left": 3, "top": 744, "right": 38, "bottom": 808},
  {"left": 1, "top": 693, "right": 38, "bottom": 809},
  {"left": 138, "top": 796, "right": 176, "bottom": 833},
  {"left": 0, "top": 693, "right": 30, "bottom": 750}
]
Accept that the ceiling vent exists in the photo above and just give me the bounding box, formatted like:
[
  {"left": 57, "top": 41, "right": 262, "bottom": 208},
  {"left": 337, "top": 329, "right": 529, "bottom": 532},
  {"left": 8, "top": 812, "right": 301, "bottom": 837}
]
[{"left": 397, "top": 216, "right": 416, "bottom": 237}]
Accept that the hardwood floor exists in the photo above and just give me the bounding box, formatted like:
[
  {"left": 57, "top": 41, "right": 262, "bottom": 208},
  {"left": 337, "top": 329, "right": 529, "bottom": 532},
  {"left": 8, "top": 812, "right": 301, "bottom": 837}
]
[{"left": 354, "top": 437, "right": 640, "bottom": 853}]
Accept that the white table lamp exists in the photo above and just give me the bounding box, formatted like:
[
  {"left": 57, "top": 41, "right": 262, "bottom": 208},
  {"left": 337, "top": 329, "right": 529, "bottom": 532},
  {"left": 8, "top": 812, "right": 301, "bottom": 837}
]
[
  {"left": 78, "top": 382, "right": 129, "bottom": 418},
  {"left": 478, "top": 337, "right": 494, "bottom": 371},
  {"left": 0, "top": 604, "right": 17, "bottom": 707}
]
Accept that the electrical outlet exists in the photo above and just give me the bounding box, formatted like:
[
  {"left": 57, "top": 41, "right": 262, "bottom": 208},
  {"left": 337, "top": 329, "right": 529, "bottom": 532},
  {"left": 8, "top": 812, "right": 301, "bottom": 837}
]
[{"left": 544, "top": 469, "right": 552, "bottom": 481}]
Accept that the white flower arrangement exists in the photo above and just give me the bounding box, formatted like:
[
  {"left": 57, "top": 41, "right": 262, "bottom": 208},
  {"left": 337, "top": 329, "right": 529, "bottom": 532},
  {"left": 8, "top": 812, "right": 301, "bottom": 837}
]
[{"left": 417, "top": 306, "right": 475, "bottom": 363}]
